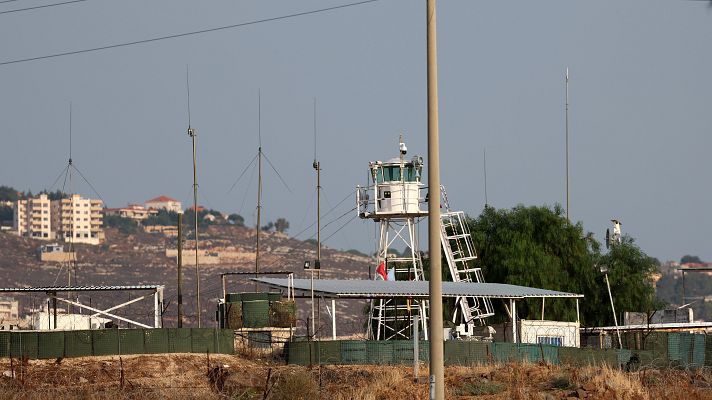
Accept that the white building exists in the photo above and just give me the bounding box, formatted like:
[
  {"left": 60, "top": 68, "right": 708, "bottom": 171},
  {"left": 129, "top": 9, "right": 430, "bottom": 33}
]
[
  {"left": 145, "top": 195, "right": 182, "bottom": 213},
  {"left": 13, "top": 194, "right": 54, "bottom": 239},
  {"left": 0, "top": 297, "right": 19, "bottom": 321},
  {"left": 29, "top": 312, "right": 110, "bottom": 330},
  {"left": 105, "top": 204, "right": 158, "bottom": 221},
  {"left": 52, "top": 194, "right": 105, "bottom": 245}
]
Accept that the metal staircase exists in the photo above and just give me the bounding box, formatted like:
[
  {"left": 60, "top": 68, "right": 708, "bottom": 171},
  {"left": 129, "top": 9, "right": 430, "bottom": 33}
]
[{"left": 439, "top": 186, "right": 495, "bottom": 328}]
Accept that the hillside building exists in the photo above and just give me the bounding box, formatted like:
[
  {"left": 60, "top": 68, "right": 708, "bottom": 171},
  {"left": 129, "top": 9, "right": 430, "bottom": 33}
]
[
  {"left": 0, "top": 297, "right": 19, "bottom": 321},
  {"left": 145, "top": 195, "right": 182, "bottom": 213},
  {"left": 13, "top": 194, "right": 54, "bottom": 239},
  {"left": 105, "top": 204, "right": 157, "bottom": 221},
  {"left": 52, "top": 194, "right": 105, "bottom": 245},
  {"left": 14, "top": 194, "right": 105, "bottom": 244}
]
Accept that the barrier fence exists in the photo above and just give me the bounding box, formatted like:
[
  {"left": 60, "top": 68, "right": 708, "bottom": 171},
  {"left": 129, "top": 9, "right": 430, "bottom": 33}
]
[
  {"left": 284, "top": 332, "right": 712, "bottom": 369},
  {"left": 0, "top": 328, "right": 235, "bottom": 359}
]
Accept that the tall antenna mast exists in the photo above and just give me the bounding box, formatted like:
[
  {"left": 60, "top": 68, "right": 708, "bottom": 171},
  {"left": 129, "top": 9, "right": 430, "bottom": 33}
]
[
  {"left": 68, "top": 103, "right": 74, "bottom": 312},
  {"left": 565, "top": 67, "right": 570, "bottom": 221},
  {"left": 255, "top": 90, "right": 263, "bottom": 277},
  {"left": 186, "top": 66, "right": 201, "bottom": 327},
  {"left": 483, "top": 147, "right": 488, "bottom": 208},
  {"left": 313, "top": 98, "right": 321, "bottom": 273}
]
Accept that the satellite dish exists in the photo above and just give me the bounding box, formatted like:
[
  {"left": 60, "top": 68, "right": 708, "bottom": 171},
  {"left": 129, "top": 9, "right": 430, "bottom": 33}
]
[{"left": 605, "top": 228, "right": 610, "bottom": 249}]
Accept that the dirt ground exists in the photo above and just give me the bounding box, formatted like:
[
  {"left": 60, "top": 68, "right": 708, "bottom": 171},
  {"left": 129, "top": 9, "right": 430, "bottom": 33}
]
[{"left": 0, "top": 353, "right": 711, "bottom": 399}]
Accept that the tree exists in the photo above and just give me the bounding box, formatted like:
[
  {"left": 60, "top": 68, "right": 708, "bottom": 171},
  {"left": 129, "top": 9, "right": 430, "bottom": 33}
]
[
  {"left": 104, "top": 214, "right": 138, "bottom": 234},
  {"left": 144, "top": 209, "right": 179, "bottom": 226},
  {"left": 0, "top": 186, "right": 20, "bottom": 202},
  {"left": 680, "top": 255, "right": 703, "bottom": 264},
  {"left": 261, "top": 221, "right": 274, "bottom": 231},
  {"left": 274, "top": 218, "right": 290, "bottom": 233},
  {"left": 227, "top": 213, "right": 245, "bottom": 227},
  {"left": 0, "top": 206, "right": 12, "bottom": 223},
  {"left": 465, "top": 204, "right": 659, "bottom": 327},
  {"left": 595, "top": 237, "right": 661, "bottom": 324}
]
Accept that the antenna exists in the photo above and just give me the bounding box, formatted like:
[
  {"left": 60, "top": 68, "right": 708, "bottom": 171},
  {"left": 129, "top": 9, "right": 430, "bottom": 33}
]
[
  {"left": 255, "top": 90, "right": 263, "bottom": 278},
  {"left": 483, "top": 147, "right": 488, "bottom": 208},
  {"left": 565, "top": 67, "right": 570, "bottom": 221},
  {"left": 186, "top": 66, "right": 201, "bottom": 327}
]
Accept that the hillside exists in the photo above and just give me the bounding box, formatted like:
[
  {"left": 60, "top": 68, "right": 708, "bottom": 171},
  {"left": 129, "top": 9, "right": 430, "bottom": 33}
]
[{"left": 0, "top": 226, "right": 372, "bottom": 334}]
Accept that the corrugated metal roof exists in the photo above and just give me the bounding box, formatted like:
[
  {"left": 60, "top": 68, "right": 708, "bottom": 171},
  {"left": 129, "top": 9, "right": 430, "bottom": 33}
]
[
  {"left": 252, "top": 278, "right": 583, "bottom": 299},
  {"left": 0, "top": 285, "right": 163, "bottom": 293}
]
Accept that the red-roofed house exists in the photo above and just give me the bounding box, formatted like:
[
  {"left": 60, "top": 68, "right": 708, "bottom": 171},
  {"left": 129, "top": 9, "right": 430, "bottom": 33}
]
[{"left": 145, "top": 196, "right": 182, "bottom": 213}]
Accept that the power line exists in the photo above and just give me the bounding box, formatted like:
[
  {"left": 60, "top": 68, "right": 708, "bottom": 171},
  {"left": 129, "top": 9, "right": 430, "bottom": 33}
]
[
  {"left": 0, "top": 0, "right": 88, "bottom": 15},
  {"left": 0, "top": 0, "right": 381, "bottom": 67}
]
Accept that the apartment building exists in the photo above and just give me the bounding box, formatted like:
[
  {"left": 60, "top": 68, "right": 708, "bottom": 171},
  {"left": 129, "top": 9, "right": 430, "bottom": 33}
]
[
  {"left": 52, "top": 194, "right": 105, "bottom": 245},
  {"left": 13, "top": 194, "right": 54, "bottom": 239},
  {"left": 0, "top": 297, "right": 19, "bottom": 321}
]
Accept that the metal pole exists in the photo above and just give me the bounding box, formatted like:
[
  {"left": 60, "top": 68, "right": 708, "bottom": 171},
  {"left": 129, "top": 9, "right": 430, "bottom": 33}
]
[
  {"left": 256, "top": 92, "right": 262, "bottom": 284},
  {"left": 413, "top": 314, "right": 420, "bottom": 383},
  {"left": 682, "top": 270, "right": 685, "bottom": 305},
  {"left": 154, "top": 290, "right": 160, "bottom": 328},
  {"left": 177, "top": 211, "right": 183, "bottom": 328},
  {"left": 511, "top": 299, "right": 517, "bottom": 344},
  {"left": 426, "top": 1, "right": 444, "bottom": 398},
  {"left": 310, "top": 268, "right": 315, "bottom": 338},
  {"left": 565, "top": 68, "right": 570, "bottom": 221},
  {"left": 331, "top": 299, "right": 336, "bottom": 340},
  {"left": 52, "top": 293, "right": 57, "bottom": 329},
  {"left": 604, "top": 273, "right": 622, "bottom": 348},
  {"left": 189, "top": 128, "right": 200, "bottom": 328}
]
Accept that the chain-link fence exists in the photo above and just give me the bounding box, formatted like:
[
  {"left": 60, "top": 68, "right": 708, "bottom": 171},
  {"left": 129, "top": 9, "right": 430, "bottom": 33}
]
[{"left": 0, "top": 328, "right": 234, "bottom": 359}]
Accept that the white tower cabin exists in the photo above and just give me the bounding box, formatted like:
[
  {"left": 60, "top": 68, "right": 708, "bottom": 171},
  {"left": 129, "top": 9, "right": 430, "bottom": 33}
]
[{"left": 357, "top": 138, "right": 494, "bottom": 341}]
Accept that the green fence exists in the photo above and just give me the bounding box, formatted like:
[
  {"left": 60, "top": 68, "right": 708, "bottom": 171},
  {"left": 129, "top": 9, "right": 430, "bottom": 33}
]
[
  {"left": 285, "top": 332, "right": 712, "bottom": 369},
  {"left": 0, "top": 328, "right": 234, "bottom": 359}
]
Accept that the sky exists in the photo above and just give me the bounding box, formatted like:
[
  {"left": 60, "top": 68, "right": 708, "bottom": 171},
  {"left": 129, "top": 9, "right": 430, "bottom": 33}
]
[{"left": 1, "top": 0, "right": 711, "bottom": 263}]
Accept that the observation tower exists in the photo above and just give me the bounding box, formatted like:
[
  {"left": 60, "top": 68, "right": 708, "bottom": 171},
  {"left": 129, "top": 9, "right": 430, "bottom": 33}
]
[{"left": 357, "top": 138, "right": 494, "bottom": 340}]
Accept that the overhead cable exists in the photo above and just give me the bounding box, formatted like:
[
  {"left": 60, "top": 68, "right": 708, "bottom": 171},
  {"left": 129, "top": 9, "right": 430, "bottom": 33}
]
[{"left": 0, "top": 0, "right": 381, "bottom": 67}]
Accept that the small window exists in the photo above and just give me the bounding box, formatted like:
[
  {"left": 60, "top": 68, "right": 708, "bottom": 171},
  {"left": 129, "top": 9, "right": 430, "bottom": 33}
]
[{"left": 537, "top": 336, "right": 563, "bottom": 347}]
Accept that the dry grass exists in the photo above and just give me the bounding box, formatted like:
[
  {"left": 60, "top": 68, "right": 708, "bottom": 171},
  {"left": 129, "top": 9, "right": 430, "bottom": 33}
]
[{"left": 0, "top": 354, "right": 710, "bottom": 399}]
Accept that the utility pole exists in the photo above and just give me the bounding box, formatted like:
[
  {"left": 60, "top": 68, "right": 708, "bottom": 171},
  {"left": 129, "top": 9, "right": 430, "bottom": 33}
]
[
  {"left": 565, "top": 68, "right": 570, "bottom": 221},
  {"left": 426, "top": 1, "right": 444, "bottom": 399},
  {"left": 177, "top": 210, "right": 183, "bottom": 328}
]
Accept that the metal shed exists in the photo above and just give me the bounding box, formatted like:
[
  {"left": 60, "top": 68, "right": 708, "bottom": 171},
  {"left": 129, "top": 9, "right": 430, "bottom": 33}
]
[{"left": 252, "top": 278, "right": 583, "bottom": 342}]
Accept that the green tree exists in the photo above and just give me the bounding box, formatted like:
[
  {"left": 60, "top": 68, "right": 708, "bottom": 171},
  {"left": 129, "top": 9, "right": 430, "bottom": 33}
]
[
  {"left": 595, "top": 237, "right": 661, "bottom": 324},
  {"left": 0, "top": 206, "right": 12, "bottom": 223},
  {"left": 463, "top": 204, "right": 659, "bottom": 327},
  {"left": 144, "top": 209, "right": 179, "bottom": 226},
  {"left": 104, "top": 214, "right": 138, "bottom": 234},
  {"left": 468, "top": 204, "right": 600, "bottom": 325},
  {"left": 680, "top": 255, "right": 703, "bottom": 264},
  {"left": 227, "top": 213, "right": 244, "bottom": 227},
  {"left": 274, "top": 218, "right": 290, "bottom": 233},
  {"left": 0, "top": 186, "right": 20, "bottom": 202}
]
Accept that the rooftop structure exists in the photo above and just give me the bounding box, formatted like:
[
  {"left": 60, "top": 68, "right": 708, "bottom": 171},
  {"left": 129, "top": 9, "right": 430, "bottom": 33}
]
[
  {"left": 105, "top": 204, "right": 158, "bottom": 221},
  {"left": 145, "top": 195, "right": 182, "bottom": 213}
]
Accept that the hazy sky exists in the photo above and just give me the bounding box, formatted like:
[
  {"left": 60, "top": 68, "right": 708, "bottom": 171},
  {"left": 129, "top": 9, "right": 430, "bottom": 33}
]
[{"left": 1, "top": 0, "right": 711, "bottom": 263}]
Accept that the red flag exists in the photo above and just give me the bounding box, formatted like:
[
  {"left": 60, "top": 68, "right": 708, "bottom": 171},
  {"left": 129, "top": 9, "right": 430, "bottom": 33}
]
[{"left": 376, "top": 261, "right": 387, "bottom": 280}]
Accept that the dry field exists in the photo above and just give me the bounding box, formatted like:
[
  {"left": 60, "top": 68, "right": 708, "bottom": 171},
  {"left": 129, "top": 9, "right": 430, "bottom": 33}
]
[{"left": 0, "top": 353, "right": 711, "bottom": 399}]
